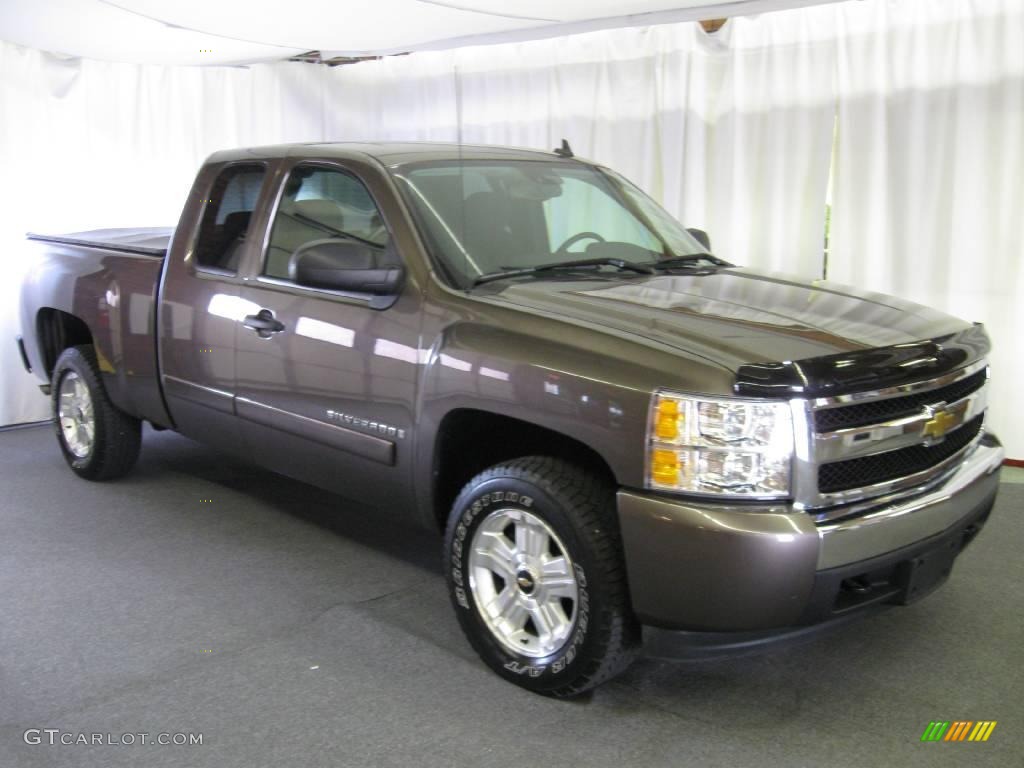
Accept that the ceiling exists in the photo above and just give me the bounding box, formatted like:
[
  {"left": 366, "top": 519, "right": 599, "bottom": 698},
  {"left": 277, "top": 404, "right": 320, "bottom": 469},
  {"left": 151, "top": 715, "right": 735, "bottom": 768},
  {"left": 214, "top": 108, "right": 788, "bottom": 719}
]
[{"left": 0, "top": 0, "right": 839, "bottom": 65}]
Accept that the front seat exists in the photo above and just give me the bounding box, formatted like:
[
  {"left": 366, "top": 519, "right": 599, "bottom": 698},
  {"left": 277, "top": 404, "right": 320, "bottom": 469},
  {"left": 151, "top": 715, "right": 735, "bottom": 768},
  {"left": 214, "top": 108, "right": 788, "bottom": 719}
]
[{"left": 462, "top": 191, "right": 528, "bottom": 273}]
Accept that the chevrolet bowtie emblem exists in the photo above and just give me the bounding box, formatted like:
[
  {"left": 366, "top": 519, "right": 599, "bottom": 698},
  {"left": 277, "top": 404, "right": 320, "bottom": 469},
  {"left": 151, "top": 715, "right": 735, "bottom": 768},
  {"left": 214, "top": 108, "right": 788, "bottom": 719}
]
[{"left": 922, "top": 405, "right": 958, "bottom": 442}]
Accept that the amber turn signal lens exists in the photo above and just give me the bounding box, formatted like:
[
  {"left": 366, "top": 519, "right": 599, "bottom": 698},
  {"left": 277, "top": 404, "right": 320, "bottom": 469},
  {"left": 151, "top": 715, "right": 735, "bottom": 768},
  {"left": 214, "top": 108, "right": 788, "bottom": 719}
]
[
  {"left": 650, "top": 448, "right": 680, "bottom": 485},
  {"left": 654, "top": 399, "right": 681, "bottom": 440}
]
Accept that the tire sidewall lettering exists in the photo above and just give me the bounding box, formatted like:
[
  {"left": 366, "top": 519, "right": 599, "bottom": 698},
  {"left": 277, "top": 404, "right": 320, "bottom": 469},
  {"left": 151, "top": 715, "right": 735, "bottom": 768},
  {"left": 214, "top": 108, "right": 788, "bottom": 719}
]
[{"left": 449, "top": 484, "right": 590, "bottom": 680}]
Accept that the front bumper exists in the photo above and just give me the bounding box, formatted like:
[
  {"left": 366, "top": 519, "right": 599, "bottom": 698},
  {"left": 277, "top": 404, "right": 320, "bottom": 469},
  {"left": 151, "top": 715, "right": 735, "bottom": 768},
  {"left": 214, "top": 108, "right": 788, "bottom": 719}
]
[{"left": 617, "top": 434, "right": 1004, "bottom": 632}]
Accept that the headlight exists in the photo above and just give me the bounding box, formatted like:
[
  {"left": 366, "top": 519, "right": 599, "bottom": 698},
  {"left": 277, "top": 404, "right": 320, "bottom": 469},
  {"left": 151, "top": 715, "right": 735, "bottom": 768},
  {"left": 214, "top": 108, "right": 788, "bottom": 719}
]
[{"left": 647, "top": 391, "right": 794, "bottom": 498}]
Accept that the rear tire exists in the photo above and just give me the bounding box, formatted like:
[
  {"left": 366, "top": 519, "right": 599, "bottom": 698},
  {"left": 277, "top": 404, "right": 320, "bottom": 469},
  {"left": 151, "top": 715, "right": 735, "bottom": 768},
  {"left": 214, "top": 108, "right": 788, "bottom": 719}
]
[
  {"left": 51, "top": 345, "right": 141, "bottom": 481},
  {"left": 444, "top": 456, "right": 639, "bottom": 697}
]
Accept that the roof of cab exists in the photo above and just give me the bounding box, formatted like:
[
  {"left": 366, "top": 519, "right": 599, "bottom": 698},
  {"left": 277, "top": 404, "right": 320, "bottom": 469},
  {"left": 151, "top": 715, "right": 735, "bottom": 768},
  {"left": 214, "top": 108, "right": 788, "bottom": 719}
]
[{"left": 206, "top": 141, "right": 578, "bottom": 168}]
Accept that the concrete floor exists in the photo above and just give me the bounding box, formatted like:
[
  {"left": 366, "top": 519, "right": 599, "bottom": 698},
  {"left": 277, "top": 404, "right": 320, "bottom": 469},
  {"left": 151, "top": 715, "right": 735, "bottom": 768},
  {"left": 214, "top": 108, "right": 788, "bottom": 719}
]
[{"left": 1, "top": 424, "right": 1021, "bottom": 768}]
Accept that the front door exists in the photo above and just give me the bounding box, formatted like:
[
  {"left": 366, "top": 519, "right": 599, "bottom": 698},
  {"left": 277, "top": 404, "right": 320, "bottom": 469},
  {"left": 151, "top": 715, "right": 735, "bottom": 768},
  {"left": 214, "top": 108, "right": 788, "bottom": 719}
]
[{"left": 233, "top": 161, "right": 422, "bottom": 510}]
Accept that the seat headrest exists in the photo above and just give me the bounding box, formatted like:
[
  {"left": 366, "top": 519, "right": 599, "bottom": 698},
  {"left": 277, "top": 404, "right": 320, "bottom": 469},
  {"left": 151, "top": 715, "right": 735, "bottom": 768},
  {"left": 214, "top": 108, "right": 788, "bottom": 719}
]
[{"left": 221, "top": 210, "right": 251, "bottom": 232}]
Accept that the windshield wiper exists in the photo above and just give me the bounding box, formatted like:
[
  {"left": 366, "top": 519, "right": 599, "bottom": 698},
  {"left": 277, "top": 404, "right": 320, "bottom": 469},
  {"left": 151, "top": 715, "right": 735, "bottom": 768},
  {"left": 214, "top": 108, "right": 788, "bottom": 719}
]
[
  {"left": 649, "top": 253, "right": 731, "bottom": 270},
  {"left": 472, "top": 257, "right": 653, "bottom": 287},
  {"left": 288, "top": 211, "right": 385, "bottom": 249}
]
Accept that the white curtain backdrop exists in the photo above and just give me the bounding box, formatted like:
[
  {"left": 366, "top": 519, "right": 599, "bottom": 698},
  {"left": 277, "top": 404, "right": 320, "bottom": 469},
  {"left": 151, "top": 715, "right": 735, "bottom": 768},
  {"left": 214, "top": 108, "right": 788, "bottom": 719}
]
[
  {"left": 0, "top": 44, "right": 329, "bottom": 427},
  {"left": 829, "top": 0, "right": 1024, "bottom": 459},
  {"left": 325, "top": 12, "right": 838, "bottom": 276},
  {"left": 1, "top": 0, "right": 1021, "bottom": 458}
]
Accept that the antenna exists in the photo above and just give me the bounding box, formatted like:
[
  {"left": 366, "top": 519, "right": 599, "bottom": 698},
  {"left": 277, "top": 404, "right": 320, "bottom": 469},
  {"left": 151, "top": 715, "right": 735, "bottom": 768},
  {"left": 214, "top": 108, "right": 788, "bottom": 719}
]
[
  {"left": 454, "top": 64, "right": 469, "bottom": 287},
  {"left": 553, "top": 139, "right": 574, "bottom": 158}
]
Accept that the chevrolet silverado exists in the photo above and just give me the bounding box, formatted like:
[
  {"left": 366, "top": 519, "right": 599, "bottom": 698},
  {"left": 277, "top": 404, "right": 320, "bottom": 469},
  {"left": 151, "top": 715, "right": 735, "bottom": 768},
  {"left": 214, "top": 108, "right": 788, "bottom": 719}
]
[{"left": 17, "top": 142, "right": 1003, "bottom": 696}]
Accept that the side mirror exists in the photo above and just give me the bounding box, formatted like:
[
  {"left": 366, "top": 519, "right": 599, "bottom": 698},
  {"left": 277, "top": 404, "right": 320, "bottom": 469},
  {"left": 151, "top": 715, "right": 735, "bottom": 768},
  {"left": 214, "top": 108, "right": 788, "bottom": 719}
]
[
  {"left": 686, "top": 227, "right": 712, "bottom": 252},
  {"left": 290, "top": 239, "right": 404, "bottom": 295}
]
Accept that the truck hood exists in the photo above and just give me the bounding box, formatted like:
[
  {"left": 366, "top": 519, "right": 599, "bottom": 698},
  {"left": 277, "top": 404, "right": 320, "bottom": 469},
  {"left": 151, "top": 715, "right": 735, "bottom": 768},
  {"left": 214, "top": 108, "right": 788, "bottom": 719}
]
[{"left": 482, "top": 268, "right": 984, "bottom": 395}]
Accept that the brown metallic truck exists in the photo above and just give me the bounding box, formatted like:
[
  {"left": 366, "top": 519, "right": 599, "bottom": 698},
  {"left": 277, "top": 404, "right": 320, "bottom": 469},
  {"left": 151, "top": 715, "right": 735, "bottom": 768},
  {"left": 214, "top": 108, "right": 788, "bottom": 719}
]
[{"left": 17, "top": 142, "right": 1003, "bottom": 696}]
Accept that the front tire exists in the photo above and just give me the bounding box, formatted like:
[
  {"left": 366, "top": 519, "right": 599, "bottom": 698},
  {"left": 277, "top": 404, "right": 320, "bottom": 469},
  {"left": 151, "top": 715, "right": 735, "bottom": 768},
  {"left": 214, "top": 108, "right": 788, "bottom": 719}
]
[
  {"left": 52, "top": 345, "right": 141, "bottom": 481},
  {"left": 444, "top": 456, "right": 639, "bottom": 697}
]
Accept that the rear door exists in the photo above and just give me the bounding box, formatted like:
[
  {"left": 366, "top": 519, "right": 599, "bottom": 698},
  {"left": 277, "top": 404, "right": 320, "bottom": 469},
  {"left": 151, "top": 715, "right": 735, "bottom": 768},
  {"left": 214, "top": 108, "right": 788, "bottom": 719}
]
[
  {"left": 232, "top": 159, "right": 422, "bottom": 509},
  {"left": 158, "top": 161, "right": 269, "bottom": 455}
]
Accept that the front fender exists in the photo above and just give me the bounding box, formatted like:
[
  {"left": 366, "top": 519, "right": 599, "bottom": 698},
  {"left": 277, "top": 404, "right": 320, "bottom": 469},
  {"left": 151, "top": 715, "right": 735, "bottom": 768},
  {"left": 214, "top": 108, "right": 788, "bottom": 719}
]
[{"left": 411, "top": 314, "right": 731, "bottom": 527}]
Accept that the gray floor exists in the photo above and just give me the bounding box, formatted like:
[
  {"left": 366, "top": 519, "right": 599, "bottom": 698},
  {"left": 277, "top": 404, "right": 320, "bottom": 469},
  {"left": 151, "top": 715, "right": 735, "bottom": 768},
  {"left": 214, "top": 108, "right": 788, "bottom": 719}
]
[
  {"left": 1001, "top": 464, "right": 1024, "bottom": 484},
  {"left": 1, "top": 424, "right": 1021, "bottom": 768}
]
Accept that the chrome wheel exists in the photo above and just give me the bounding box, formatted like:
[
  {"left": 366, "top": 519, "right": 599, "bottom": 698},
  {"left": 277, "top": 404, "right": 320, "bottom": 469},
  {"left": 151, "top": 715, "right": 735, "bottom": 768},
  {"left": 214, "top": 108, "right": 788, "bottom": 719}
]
[
  {"left": 468, "top": 508, "right": 579, "bottom": 658},
  {"left": 58, "top": 371, "right": 95, "bottom": 458}
]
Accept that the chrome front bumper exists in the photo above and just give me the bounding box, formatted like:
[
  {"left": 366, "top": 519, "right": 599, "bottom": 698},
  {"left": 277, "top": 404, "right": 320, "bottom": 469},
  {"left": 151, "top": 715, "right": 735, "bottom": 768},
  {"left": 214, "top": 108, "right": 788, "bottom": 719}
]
[
  {"left": 817, "top": 437, "right": 1004, "bottom": 569},
  {"left": 617, "top": 435, "right": 1004, "bottom": 632}
]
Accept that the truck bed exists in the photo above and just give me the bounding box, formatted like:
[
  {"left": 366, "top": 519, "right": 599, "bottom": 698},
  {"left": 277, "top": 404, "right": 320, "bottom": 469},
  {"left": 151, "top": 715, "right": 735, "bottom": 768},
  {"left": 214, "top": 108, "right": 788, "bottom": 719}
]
[
  {"left": 26, "top": 227, "right": 173, "bottom": 258},
  {"left": 20, "top": 227, "right": 175, "bottom": 430}
]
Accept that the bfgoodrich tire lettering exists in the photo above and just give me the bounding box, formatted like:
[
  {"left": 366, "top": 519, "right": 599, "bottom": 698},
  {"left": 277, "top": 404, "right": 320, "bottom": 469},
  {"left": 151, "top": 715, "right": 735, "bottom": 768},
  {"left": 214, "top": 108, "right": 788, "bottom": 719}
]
[
  {"left": 444, "top": 456, "right": 639, "bottom": 697},
  {"left": 51, "top": 345, "right": 142, "bottom": 481}
]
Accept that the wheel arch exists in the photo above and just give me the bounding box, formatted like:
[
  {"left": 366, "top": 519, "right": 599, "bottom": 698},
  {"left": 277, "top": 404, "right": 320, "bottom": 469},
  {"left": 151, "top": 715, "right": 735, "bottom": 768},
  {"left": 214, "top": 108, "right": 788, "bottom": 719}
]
[
  {"left": 430, "top": 407, "right": 618, "bottom": 531},
  {"left": 36, "top": 308, "right": 94, "bottom": 379}
]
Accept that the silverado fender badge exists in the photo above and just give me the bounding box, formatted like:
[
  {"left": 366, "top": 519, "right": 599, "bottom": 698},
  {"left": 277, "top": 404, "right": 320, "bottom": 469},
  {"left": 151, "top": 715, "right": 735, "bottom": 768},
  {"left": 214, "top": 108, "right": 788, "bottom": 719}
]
[{"left": 326, "top": 409, "right": 406, "bottom": 440}]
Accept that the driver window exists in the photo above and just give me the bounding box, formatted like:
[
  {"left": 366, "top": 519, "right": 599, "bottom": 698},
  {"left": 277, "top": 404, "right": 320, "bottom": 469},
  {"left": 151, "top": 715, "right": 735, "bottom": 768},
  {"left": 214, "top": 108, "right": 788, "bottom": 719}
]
[
  {"left": 264, "top": 167, "right": 389, "bottom": 280},
  {"left": 542, "top": 177, "right": 661, "bottom": 255}
]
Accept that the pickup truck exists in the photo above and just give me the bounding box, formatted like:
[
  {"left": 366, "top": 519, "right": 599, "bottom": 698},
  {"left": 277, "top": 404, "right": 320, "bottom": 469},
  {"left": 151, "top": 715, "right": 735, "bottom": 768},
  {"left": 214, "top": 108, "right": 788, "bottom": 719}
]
[{"left": 17, "top": 142, "right": 1003, "bottom": 697}]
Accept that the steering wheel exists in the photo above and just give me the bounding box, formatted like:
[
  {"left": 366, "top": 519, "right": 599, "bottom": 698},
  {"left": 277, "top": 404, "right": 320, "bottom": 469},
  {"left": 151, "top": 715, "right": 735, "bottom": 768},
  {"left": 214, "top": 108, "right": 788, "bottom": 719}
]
[{"left": 555, "top": 231, "right": 605, "bottom": 256}]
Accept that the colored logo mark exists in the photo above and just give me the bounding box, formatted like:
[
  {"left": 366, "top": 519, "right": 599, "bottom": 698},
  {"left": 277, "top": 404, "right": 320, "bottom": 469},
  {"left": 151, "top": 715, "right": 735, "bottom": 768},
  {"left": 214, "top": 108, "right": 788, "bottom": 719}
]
[{"left": 921, "top": 721, "right": 997, "bottom": 742}]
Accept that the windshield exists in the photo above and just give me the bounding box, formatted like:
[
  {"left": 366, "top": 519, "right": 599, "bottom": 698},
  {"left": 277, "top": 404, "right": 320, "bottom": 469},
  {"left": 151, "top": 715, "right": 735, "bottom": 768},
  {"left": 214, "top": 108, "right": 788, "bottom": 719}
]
[{"left": 391, "top": 160, "right": 711, "bottom": 288}]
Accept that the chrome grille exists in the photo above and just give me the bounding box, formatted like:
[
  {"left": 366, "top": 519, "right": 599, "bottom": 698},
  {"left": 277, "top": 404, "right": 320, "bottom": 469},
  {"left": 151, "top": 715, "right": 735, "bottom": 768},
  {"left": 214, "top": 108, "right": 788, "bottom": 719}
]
[
  {"left": 812, "top": 369, "right": 988, "bottom": 432},
  {"left": 817, "top": 415, "right": 983, "bottom": 493},
  {"left": 791, "top": 360, "right": 989, "bottom": 513}
]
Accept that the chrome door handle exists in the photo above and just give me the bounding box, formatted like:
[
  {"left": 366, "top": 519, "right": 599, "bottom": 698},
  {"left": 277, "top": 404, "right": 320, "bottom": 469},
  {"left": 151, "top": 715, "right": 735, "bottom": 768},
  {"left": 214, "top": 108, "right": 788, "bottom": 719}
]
[{"left": 243, "top": 309, "right": 285, "bottom": 338}]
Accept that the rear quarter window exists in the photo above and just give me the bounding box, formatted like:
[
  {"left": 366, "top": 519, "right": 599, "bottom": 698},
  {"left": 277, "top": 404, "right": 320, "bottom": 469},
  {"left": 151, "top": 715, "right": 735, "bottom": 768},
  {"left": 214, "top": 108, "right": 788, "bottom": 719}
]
[{"left": 193, "top": 164, "right": 267, "bottom": 273}]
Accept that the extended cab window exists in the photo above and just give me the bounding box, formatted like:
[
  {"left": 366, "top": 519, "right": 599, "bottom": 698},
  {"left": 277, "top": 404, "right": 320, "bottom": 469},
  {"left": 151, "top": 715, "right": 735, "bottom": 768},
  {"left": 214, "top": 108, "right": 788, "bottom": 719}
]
[
  {"left": 193, "top": 164, "right": 266, "bottom": 272},
  {"left": 264, "top": 167, "right": 390, "bottom": 280}
]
